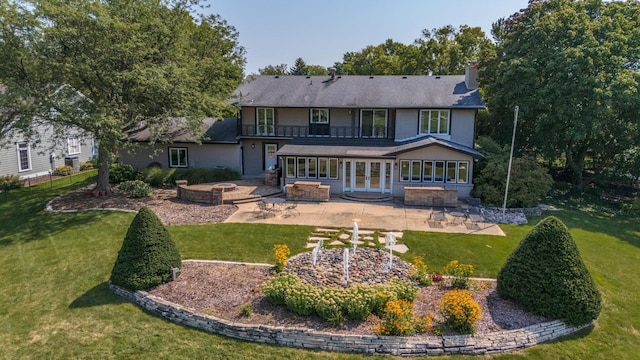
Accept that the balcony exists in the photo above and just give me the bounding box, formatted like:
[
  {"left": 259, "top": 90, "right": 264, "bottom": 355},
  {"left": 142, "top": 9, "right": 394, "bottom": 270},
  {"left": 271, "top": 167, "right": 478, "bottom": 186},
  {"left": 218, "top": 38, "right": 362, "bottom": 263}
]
[{"left": 238, "top": 124, "right": 392, "bottom": 139}]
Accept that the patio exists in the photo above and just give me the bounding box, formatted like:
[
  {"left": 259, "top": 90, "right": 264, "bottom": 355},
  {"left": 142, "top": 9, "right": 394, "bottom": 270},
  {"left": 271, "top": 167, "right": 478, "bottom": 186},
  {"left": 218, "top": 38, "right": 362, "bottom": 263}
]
[{"left": 224, "top": 197, "right": 505, "bottom": 236}]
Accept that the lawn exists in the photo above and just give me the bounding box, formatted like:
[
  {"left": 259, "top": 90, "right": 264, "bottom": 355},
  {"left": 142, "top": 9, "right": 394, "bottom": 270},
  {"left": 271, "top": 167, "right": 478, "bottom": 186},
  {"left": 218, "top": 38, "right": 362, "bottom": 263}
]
[{"left": 1, "top": 172, "right": 638, "bottom": 359}]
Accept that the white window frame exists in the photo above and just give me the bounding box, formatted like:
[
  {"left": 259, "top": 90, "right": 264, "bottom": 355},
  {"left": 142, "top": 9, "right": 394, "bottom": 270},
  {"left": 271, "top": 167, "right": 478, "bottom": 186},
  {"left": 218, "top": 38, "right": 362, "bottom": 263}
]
[
  {"left": 286, "top": 157, "right": 296, "bottom": 178},
  {"left": 310, "top": 109, "right": 329, "bottom": 124},
  {"left": 67, "top": 137, "right": 81, "bottom": 155},
  {"left": 17, "top": 142, "right": 31, "bottom": 172},
  {"left": 419, "top": 110, "right": 450, "bottom": 136},
  {"left": 169, "top": 147, "right": 188, "bottom": 168},
  {"left": 360, "top": 109, "right": 387, "bottom": 138},
  {"left": 328, "top": 158, "right": 338, "bottom": 179},
  {"left": 410, "top": 160, "right": 422, "bottom": 182},
  {"left": 399, "top": 160, "right": 410, "bottom": 182},
  {"left": 256, "top": 107, "right": 275, "bottom": 135}
]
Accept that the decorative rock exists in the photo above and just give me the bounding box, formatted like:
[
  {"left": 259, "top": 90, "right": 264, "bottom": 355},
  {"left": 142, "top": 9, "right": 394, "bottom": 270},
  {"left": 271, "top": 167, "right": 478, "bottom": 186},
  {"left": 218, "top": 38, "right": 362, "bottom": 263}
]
[
  {"left": 329, "top": 240, "right": 345, "bottom": 246},
  {"left": 391, "top": 244, "right": 409, "bottom": 254},
  {"left": 363, "top": 236, "right": 374, "bottom": 241},
  {"left": 338, "top": 234, "right": 351, "bottom": 240},
  {"left": 308, "top": 236, "right": 330, "bottom": 242},
  {"left": 367, "top": 242, "right": 376, "bottom": 247},
  {"left": 315, "top": 228, "right": 340, "bottom": 233}
]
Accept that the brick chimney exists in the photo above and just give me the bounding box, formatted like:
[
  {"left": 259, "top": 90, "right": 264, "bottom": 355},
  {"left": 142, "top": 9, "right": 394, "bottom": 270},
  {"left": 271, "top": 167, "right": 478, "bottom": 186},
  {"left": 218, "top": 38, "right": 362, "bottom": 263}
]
[{"left": 465, "top": 61, "right": 478, "bottom": 89}]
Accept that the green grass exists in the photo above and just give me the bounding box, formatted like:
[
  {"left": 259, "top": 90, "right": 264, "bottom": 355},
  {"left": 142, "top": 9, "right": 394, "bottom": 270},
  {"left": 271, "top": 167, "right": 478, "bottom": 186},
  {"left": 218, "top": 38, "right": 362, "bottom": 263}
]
[{"left": 1, "top": 173, "right": 639, "bottom": 359}]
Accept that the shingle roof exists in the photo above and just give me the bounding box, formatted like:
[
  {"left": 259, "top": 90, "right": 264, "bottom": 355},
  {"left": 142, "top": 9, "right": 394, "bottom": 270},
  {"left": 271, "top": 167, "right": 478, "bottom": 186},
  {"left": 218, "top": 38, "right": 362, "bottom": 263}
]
[
  {"left": 232, "top": 75, "right": 484, "bottom": 109},
  {"left": 276, "top": 135, "right": 482, "bottom": 158},
  {"left": 127, "top": 118, "right": 238, "bottom": 144}
]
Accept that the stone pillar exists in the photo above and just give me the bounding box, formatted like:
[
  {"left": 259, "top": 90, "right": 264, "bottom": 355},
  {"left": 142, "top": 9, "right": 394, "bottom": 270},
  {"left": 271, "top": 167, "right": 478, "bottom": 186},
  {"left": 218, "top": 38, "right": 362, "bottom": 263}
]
[
  {"left": 210, "top": 188, "right": 223, "bottom": 205},
  {"left": 264, "top": 169, "right": 279, "bottom": 187}
]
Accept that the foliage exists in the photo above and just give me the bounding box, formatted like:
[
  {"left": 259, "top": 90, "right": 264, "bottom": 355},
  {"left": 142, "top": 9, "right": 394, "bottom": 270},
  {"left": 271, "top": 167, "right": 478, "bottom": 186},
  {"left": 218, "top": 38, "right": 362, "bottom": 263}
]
[
  {"left": 371, "top": 287, "right": 399, "bottom": 316},
  {"left": 0, "top": 175, "right": 24, "bottom": 190},
  {"left": 284, "top": 282, "right": 318, "bottom": 316},
  {"left": 315, "top": 287, "right": 346, "bottom": 324},
  {"left": 480, "top": 0, "right": 640, "bottom": 192},
  {"left": 622, "top": 198, "right": 640, "bottom": 218},
  {"left": 443, "top": 260, "right": 474, "bottom": 289},
  {"left": 79, "top": 161, "right": 94, "bottom": 171},
  {"left": 143, "top": 167, "right": 175, "bottom": 188},
  {"left": 342, "top": 286, "right": 376, "bottom": 321},
  {"left": 472, "top": 137, "right": 553, "bottom": 207},
  {"left": 119, "top": 180, "right": 152, "bottom": 198},
  {"left": 408, "top": 256, "right": 432, "bottom": 286},
  {"left": 110, "top": 207, "right": 182, "bottom": 290},
  {"left": 240, "top": 303, "right": 252, "bottom": 317},
  {"left": 431, "top": 272, "right": 444, "bottom": 284},
  {"left": 109, "top": 163, "right": 143, "bottom": 184},
  {"left": 261, "top": 273, "right": 301, "bottom": 306},
  {"left": 387, "top": 278, "right": 419, "bottom": 302},
  {"left": 257, "top": 63, "right": 288, "bottom": 75},
  {"left": 1, "top": 0, "right": 245, "bottom": 194},
  {"left": 440, "top": 289, "right": 482, "bottom": 334},
  {"left": 273, "top": 244, "right": 290, "bottom": 273},
  {"left": 336, "top": 26, "right": 492, "bottom": 76},
  {"left": 168, "top": 167, "right": 240, "bottom": 185},
  {"left": 497, "top": 216, "right": 602, "bottom": 325},
  {"left": 375, "top": 299, "right": 431, "bottom": 336},
  {"left": 53, "top": 165, "right": 74, "bottom": 176},
  {"left": 258, "top": 57, "right": 327, "bottom": 76}
]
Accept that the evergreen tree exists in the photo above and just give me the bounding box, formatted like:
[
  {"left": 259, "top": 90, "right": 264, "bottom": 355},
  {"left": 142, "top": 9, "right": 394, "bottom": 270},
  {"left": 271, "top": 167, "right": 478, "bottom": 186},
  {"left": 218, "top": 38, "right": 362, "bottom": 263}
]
[
  {"left": 110, "top": 207, "right": 182, "bottom": 291},
  {"left": 497, "top": 216, "right": 602, "bottom": 325}
]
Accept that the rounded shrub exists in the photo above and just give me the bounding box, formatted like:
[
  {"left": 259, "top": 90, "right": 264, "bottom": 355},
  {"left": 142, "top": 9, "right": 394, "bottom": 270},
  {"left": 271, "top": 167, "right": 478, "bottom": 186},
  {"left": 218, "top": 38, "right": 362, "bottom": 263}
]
[
  {"left": 119, "top": 180, "right": 152, "bottom": 198},
  {"left": 110, "top": 207, "right": 182, "bottom": 291},
  {"left": 261, "top": 273, "right": 301, "bottom": 305},
  {"left": 109, "top": 163, "right": 143, "bottom": 184},
  {"left": 440, "top": 289, "right": 482, "bottom": 334},
  {"left": 497, "top": 216, "right": 602, "bottom": 325}
]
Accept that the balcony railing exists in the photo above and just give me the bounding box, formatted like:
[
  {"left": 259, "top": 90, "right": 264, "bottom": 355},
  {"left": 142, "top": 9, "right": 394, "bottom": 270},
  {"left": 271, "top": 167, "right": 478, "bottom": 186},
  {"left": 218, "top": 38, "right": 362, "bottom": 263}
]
[{"left": 239, "top": 125, "right": 392, "bottom": 139}]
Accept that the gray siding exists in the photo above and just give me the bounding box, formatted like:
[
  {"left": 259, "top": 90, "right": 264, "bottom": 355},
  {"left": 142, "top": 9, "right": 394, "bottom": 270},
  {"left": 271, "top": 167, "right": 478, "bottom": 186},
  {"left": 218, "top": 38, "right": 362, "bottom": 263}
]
[
  {"left": 395, "top": 109, "right": 419, "bottom": 140},
  {"left": 450, "top": 109, "right": 476, "bottom": 147},
  {"left": 0, "top": 125, "right": 94, "bottom": 178},
  {"left": 119, "top": 143, "right": 242, "bottom": 173}
]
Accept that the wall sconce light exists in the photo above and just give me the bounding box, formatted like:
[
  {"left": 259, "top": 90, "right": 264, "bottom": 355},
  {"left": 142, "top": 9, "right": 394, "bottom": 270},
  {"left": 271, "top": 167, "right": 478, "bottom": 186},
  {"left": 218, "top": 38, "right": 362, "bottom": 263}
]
[
  {"left": 251, "top": 143, "right": 255, "bottom": 149},
  {"left": 394, "top": 162, "right": 398, "bottom": 168}
]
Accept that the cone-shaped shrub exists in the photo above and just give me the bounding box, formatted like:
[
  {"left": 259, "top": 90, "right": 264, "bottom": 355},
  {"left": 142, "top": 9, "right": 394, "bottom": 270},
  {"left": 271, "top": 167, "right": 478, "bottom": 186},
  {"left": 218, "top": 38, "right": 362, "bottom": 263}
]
[
  {"left": 110, "top": 207, "right": 182, "bottom": 291},
  {"left": 497, "top": 216, "right": 601, "bottom": 325}
]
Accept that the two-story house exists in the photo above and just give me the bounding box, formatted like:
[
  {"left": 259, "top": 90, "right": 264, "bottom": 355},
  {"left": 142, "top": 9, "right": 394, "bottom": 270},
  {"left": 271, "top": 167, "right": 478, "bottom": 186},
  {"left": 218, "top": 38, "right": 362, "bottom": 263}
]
[
  {"left": 121, "top": 64, "right": 484, "bottom": 203},
  {"left": 233, "top": 64, "right": 484, "bottom": 199}
]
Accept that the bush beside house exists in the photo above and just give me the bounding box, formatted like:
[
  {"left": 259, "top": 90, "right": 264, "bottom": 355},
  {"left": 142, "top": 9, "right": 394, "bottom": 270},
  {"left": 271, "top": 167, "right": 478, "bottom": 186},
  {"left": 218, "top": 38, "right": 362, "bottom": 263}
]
[
  {"left": 110, "top": 207, "right": 182, "bottom": 291},
  {"left": 497, "top": 216, "right": 601, "bottom": 325}
]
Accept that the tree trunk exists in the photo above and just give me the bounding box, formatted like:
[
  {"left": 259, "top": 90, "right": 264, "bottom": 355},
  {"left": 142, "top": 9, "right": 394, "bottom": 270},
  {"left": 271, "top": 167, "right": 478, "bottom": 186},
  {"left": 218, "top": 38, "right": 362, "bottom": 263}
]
[
  {"left": 566, "top": 144, "right": 586, "bottom": 194},
  {"left": 93, "top": 140, "right": 115, "bottom": 196}
]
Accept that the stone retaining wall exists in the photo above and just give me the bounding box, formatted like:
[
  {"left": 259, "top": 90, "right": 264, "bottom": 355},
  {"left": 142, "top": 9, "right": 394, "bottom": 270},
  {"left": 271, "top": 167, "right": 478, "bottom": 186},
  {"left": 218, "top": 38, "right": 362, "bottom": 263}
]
[
  {"left": 404, "top": 186, "right": 458, "bottom": 207},
  {"left": 110, "top": 283, "right": 590, "bottom": 356},
  {"left": 175, "top": 180, "right": 223, "bottom": 205},
  {"left": 285, "top": 181, "right": 330, "bottom": 202}
]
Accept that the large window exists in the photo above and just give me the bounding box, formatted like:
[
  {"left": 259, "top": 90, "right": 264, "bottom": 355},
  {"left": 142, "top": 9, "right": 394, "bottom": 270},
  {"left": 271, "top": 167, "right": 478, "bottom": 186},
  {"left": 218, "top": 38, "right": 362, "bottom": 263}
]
[
  {"left": 17, "top": 142, "right": 31, "bottom": 172},
  {"left": 419, "top": 110, "right": 450, "bottom": 135},
  {"left": 285, "top": 157, "right": 339, "bottom": 179},
  {"left": 256, "top": 107, "right": 275, "bottom": 135},
  {"left": 67, "top": 137, "right": 81, "bottom": 155},
  {"left": 399, "top": 159, "right": 468, "bottom": 184},
  {"left": 310, "top": 109, "right": 329, "bottom": 124},
  {"left": 361, "top": 109, "right": 387, "bottom": 138},
  {"left": 169, "top": 147, "right": 188, "bottom": 168}
]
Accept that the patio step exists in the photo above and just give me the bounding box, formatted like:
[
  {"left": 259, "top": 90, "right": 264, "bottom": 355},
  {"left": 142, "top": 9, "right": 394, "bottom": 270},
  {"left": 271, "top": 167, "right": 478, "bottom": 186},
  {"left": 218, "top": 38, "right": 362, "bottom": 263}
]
[
  {"left": 340, "top": 193, "right": 394, "bottom": 202},
  {"left": 229, "top": 191, "right": 284, "bottom": 205}
]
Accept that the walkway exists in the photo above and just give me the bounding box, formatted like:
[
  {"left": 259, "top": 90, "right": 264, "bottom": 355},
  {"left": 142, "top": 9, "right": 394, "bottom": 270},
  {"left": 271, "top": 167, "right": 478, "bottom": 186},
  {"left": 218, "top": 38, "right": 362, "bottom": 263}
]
[{"left": 224, "top": 198, "right": 505, "bottom": 236}]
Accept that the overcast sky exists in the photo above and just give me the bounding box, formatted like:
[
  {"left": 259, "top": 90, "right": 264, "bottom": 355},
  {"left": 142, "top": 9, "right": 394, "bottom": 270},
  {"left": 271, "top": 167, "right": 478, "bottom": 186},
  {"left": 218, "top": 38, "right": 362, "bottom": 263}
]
[{"left": 207, "top": 0, "right": 531, "bottom": 75}]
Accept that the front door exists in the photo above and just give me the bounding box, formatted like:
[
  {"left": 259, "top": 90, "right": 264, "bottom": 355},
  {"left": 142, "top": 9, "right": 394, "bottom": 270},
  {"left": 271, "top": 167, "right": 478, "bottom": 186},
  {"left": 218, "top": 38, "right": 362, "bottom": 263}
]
[
  {"left": 264, "top": 143, "right": 278, "bottom": 171},
  {"left": 352, "top": 160, "right": 384, "bottom": 192}
]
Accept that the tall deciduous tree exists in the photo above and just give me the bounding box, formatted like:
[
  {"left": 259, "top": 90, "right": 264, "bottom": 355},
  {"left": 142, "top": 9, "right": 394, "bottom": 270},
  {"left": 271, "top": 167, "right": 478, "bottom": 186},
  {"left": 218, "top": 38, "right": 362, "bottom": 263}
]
[
  {"left": 0, "top": 0, "right": 245, "bottom": 194},
  {"left": 258, "top": 64, "right": 288, "bottom": 75},
  {"left": 480, "top": 0, "right": 640, "bottom": 192}
]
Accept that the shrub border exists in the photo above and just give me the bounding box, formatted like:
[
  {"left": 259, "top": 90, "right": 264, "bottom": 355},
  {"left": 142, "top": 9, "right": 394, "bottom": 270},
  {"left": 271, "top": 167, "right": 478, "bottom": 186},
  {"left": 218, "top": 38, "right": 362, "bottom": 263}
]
[{"left": 109, "top": 260, "right": 592, "bottom": 356}]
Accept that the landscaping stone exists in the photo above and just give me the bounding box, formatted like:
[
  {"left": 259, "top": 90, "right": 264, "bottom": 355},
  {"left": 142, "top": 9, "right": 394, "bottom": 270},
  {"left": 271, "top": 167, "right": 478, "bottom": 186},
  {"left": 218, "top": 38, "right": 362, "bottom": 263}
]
[{"left": 329, "top": 240, "right": 345, "bottom": 246}]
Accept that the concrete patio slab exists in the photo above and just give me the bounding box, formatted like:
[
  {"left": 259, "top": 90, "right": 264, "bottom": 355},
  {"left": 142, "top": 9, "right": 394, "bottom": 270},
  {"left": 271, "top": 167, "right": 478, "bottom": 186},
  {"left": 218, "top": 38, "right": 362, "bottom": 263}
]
[{"left": 223, "top": 198, "right": 505, "bottom": 236}]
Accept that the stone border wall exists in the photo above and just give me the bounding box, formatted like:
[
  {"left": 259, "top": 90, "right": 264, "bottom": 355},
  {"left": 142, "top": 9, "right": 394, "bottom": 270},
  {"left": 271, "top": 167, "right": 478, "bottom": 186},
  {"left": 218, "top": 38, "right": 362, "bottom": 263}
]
[
  {"left": 285, "top": 181, "right": 330, "bottom": 202},
  {"left": 175, "top": 180, "right": 223, "bottom": 205},
  {"left": 404, "top": 186, "right": 458, "bottom": 207},
  {"left": 110, "top": 280, "right": 591, "bottom": 356}
]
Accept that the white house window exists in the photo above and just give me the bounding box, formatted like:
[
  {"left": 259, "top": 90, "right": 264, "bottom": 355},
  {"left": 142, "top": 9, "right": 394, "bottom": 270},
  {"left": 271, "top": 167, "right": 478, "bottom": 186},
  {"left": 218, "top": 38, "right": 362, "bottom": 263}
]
[
  {"left": 411, "top": 160, "right": 421, "bottom": 182},
  {"left": 361, "top": 109, "right": 387, "bottom": 138},
  {"left": 310, "top": 109, "right": 329, "bottom": 124},
  {"left": 307, "top": 158, "right": 317, "bottom": 178},
  {"left": 328, "top": 158, "right": 338, "bottom": 179},
  {"left": 422, "top": 161, "right": 433, "bottom": 182},
  {"left": 434, "top": 161, "right": 445, "bottom": 182},
  {"left": 419, "top": 110, "right": 450, "bottom": 135},
  {"left": 256, "top": 107, "right": 275, "bottom": 135},
  {"left": 17, "top": 142, "right": 31, "bottom": 172},
  {"left": 400, "top": 160, "right": 410, "bottom": 181},
  {"left": 446, "top": 161, "right": 469, "bottom": 183},
  {"left": 286, "top": 157, "right": 296, "bottom": 178},
  {"left": 67, "top": 137, "right": 81, "bottom": 155},
  {"left": 169, "top": 147, "right": 188, "bottom": 168}
]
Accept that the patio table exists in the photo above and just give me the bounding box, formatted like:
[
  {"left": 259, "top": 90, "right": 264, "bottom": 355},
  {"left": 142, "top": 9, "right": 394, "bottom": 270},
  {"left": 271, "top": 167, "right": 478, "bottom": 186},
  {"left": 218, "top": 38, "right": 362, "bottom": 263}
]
[{"left": 263, "top": 198, "right": 285, "bottom": 211}]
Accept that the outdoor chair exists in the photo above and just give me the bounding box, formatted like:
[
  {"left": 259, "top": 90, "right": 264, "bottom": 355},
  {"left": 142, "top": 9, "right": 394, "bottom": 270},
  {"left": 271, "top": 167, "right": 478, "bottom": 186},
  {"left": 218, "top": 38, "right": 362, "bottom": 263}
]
[
  {"left": 255, "top": 200, "right": 275, "bottom": 218},
  {"left": 282, "top": 198, "right": 299, "bottom": 218}
]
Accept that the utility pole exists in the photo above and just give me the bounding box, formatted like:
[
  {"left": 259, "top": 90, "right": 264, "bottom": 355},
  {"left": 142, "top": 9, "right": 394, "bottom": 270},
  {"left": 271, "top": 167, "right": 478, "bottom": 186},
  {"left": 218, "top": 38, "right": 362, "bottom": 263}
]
[{"left": 502, "top": 106, "right": 519, "bottom": 218}]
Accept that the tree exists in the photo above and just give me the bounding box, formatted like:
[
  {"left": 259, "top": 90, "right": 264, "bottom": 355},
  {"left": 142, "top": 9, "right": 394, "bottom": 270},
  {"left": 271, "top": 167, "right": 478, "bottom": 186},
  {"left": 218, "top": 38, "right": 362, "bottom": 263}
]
[
  {"left": 480, "top": 0, "right": 640, "bottom": 192},
  {"left": 258, "top": 64, "right": 288, "bottom": 75},
  {"left": 110, "top": 207, "right": 182, "bottom": 291},
  {"left": 472, "top": 136, "right": 553, "bottom": 207},
  {"left": 0, "top": 0, "right": 245, "bottom": 194},
  {"left": 288, "top": 57, "right": 308, "bottom": 75},
  {"left": 497, "top": 216, "right": 602, "bottom": 326}
]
